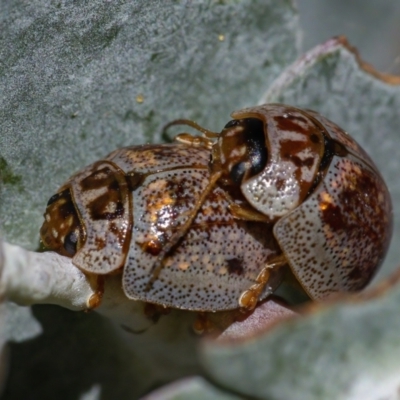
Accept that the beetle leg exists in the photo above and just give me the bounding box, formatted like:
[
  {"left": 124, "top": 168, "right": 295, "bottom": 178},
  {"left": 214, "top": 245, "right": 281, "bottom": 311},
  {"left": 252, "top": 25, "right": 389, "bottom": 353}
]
[
  {"left": 238, "top": 255, "right": 288, "bottom": 312},
  {"left": 220, "top": 191, "right": 272, "bottom": 222},
  {"left": 86, "top": 275, "right": 105, "bottom": 310},
  {"left": 174, "top": 133, "right": 213, "bottom": 149},
  {"left": 228, "top": 202, "right": 271, "bottom": 222}
]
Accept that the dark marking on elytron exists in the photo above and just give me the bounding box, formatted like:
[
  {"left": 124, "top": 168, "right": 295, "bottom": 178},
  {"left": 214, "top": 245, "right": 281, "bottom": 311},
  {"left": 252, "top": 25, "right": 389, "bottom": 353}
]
[
  {"left": 302, "top": 157, "right": 315, "bottom": 168},
  {"left": 274, "top": 115, "right": 309, "bottom": 134},
  {"left": 333, "top": 141, "right": 348, "bottom": 157},
  {"left": 286, "top": 114, "right": 308, "bottom": 124},
  {"left": 126, "top": 173, "right": 145, "bottom": 192},
  {"left": 226, "top": 258, "right": 244, "bottom": 276},
  {"left": 80, "top": 167, "right": 115, "bottom": 191},
  {"left": 109, "top": 221, "right": 121, "bottom": 235},
  {"left": 348, "top": 266, "right": 363, "bottom": 281},
  {"left": 275, "top": 178, "right": 285, "bottom": 191},
  {"left": 88, "top": 194, "right": 125, "bottom": 221},
  {"left": 80, "top": 167, "right": 127, "bottom": 221},
  {"left": 281, "top": 140, "right": 312, "bottom": 158},
  {"left": 319, "top": 161, "right": 390, "bottom": 288},
  {"left": 94, "top": 237, "right": 107, "bottom": 251},
  {"left": 142, "top": 239, "right": 163, "bottom": 256},
  {"left": 355, "top": 171, "right": 377, "bottom": 194},
  {"left": 320, "top": 202, "right": 346, "bottom": 231},
  {"left": 310, "top": 133, "right": 320, "bottom": 144},
  {"left": 167, "top": 178, "right": 186, "bottom": 200},
  {"left": 284, "top": 154, "right": 315, "bottom": 168}
]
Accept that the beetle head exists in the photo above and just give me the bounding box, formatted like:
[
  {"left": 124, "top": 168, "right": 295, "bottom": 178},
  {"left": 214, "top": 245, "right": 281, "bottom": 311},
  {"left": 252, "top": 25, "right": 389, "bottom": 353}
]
[
  {"left": 40, "top": 188, "right": 85, "bottom": 257},
  {"left": 212, "top": 104, "right": 325, "bottom": 221},
  {"left": 40, "top": 161, "right": 132, "bottom": 275},
  {"left": 211, "top": 118, "right": 267, "bottom": 187}
]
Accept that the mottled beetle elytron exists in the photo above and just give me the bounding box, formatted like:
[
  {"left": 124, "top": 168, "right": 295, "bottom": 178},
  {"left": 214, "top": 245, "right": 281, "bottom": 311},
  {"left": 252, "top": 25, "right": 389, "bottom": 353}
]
[{"left": 40, "top": 104, "right": 392, "bottom": 312}]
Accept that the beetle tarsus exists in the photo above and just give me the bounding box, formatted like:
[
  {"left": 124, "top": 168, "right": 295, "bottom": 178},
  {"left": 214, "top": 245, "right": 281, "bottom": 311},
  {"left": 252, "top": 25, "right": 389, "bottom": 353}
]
[
  {"left": 86, "top": 275, "right": 105, "bottom": 310},
  {"left": 238, "top": 255, "right": 288, "bottom": 312}
]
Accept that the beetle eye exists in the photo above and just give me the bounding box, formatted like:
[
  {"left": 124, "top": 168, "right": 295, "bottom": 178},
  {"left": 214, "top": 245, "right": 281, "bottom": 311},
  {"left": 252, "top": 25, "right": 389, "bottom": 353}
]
[
  {"left": 46, "top": 190, "right": 67, "bottom": 206},
  {"left": 64, "top": 230, "right": 78, "bottom": 256},
  {"left": 212, "top": 118, "right": 268, "bottom": 187},
  {"left": 246, "top": 133, "right": 268, "bottom": 178},
  {"left": 224, "top": 119, "right": 240, "bottom": 129},
  {"left": 230, "top": 161, "right": 248, "bottom": 184}
]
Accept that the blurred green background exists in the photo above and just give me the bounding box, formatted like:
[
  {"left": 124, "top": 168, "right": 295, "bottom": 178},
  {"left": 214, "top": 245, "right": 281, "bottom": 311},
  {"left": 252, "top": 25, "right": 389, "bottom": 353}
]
[{"left": 298, "top": 0, "right": 400, "bottom": 75}]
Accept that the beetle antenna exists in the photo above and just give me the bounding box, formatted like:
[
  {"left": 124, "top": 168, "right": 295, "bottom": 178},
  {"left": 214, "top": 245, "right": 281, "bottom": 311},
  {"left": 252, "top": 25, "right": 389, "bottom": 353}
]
[{"left": 162, "top": 119, "right": 219, "bottom": 138}]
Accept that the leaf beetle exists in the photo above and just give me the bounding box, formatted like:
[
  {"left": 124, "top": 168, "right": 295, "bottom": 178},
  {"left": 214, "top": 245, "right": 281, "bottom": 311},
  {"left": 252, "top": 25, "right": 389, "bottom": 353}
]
[{"left": 40, "top": 104, "right": 392, "bottom": 312}]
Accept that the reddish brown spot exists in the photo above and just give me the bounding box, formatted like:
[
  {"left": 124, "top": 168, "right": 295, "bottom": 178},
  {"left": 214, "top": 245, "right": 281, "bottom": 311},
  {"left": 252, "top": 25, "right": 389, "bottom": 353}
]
[
  {"left": 106, "top": 221, "right": 126, "bottom": 248},
  {"left": 226, "top": 258, "right": 244, "bottom": 276},
  {"left": 348, "top": 266, "right": 363, "bottom": 281},
  {"left": 284, "top": 153, "right": 315, "bottom": 168},
  {"left": 126, "top": 173, "right": 145, "bottom": 191},
  {"left": 80, "top": 166, "right": 114, "bottom": 191},
  {"left": 319, "top": 159, "right": 392, "bottom": 290},
  {"left": 281, "top": 140, "right": 309, "bottom": 155},
  {"left": 274, "top": 115, "right": 308, "bottom": 134},
  {"left": 94, "top": 237, "right": 106, "bottom": 250},
  {"left": 108, "top": 221, "right": 119, "bottom": 234},
  {"left": 333, "top": 141, "right": 348, "bottom": 157},
  {"left": 288, "top": 114, "right": 308, "bottom": 123},
  {"left": 142, "top": 239, "right": 163, "bottom": 256},
  {"left": 88, "top": 195, "right": 125, "bottom": 221},
  {"left": 303, "top": 157, "right": 315, "bottom": 167},
  {"left": 321, "top": 203, "right": 346, "bottom": 231},
  {"left": 275, "top": 178, "right": 285, "bottom": 191},
  {"left": 79, "top": 165, "right": 128, "bottom": 220}
]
